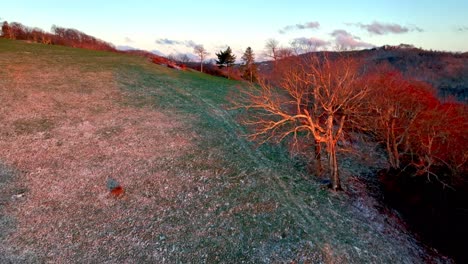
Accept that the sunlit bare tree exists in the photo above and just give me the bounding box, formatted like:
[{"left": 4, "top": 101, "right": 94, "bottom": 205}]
[
  {"left": 194, "top": 45, "right": 209, "bottom": 73},
  {"left": 241, "top": 54, "right": 370, "bottom": 190}
]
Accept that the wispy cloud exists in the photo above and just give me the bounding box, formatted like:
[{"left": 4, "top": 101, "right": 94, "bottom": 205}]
[
  {"left": 116, "top": 45, "right": 138, "bottom": 51},
  {"left": 184, "top": 40, "right": 197, "bottom": 48},
  {"left": 291, "top": 37, "right": 330, "bottom": 51},
  {"left": 124, "top": 37, "right": 133, "bottom": 43},
  {"left": 349, "top": 21, "right": 423, "bottom": 35},
  {"left": 214, "top": 45, "right": 229, "bottom": 51},
  {"left": 279, "top": 21, "right": 320, "bottom": 34},
  {"left": 457, "top": 26, "right": 468, "bottom": 32},
  {"left": 155, "top": 38, "right": 182, "bottom": 45},
  {"left": 331, "top": 29, "right": 374, "bottom": 49},
  {"left": 155, "top": 38, "right": 199, "bottom": 48}
]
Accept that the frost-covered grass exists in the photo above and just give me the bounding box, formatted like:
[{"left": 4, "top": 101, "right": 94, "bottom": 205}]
[{"left": 0, "top": 38, "right": 447, "bottom": 263}]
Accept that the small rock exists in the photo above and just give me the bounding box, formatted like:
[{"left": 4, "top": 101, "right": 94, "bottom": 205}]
[
  {"left": 107, "top": 177, "right": 125, "bottom": 198},
  {"left": 12, "top": 193, "right": 26, "bottom": 200}
]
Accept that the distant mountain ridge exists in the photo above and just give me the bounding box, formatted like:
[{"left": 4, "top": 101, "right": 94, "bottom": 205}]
[{"left": 259, "top": 45, "right": 468, "bottom": 102}]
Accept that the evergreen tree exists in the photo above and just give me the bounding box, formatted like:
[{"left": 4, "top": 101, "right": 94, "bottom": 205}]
[
  {"left": 215, "top": 46, "right": 236, "bottom": 79},
  {"left": 216, "top": 46, "right": 236, "bottom": 68},
  {"left": 241, "top": 47, "right": 257, "bottom": 82}
]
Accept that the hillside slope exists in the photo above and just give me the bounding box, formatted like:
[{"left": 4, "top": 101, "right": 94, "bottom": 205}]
[{"left": 0, "top": 39, "right": 449, "bottom": 263}]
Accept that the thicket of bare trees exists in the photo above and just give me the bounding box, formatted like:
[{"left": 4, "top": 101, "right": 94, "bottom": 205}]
[
  {"left": 241, "top": 52, "right": 467, "bottom": 190},
  {"left": 1, "top": 21, "right": 115, "bottom": 51},
  {"left": 364, "top": 69, "right": 467, "bottom": 186},
  {"left": 264, "top": 38, "right": 294, "bottom": 63}
]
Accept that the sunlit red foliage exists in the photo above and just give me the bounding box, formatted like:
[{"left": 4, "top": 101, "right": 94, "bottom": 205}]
[
  {"left": 366, "top": 68, "right": 467, "bottom": 185},
  {"left": 1, "top": 21, "right": 115, "bottom": 51},
  {"left": 409, "top": 102, "right": 467, "bottom": 182}
]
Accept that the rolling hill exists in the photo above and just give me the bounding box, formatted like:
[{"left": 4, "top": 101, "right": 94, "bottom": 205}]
[
  {"left": 0, "top": 39, "right": 450, "bottom": 263},
  {"left": 258, "top": 45, "right": 468, "bottom": 102}
]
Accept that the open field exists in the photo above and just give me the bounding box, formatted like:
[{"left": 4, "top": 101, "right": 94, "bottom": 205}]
[{"left": 0, "top": 39, "right": 447, "bottom": 263}]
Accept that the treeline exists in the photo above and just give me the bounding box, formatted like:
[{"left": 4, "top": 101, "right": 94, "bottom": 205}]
[
  {"left": 1, "top": 21, "right": 116, "bottom": 51},
  {"left": 365, "top": 70, "right": 466, "bottom": 187}
]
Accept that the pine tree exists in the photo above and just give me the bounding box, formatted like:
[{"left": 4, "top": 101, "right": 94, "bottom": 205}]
[
  {"left": 216, "top": 46, "right": 236, "bottom": 68},
  {"left": 241, "top": 47, "right": 257, "bottom": 82},
  {"left": 216, "top": 46, "right": 236, "bottom": 78}
]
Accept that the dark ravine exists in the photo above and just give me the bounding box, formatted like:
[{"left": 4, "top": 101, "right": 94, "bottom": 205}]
[{"left": 378, "top": 168, "right": 468, "bottom": 263}]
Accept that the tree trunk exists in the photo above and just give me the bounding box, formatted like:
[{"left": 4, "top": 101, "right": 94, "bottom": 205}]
[
  {"left": 390, "top": 118, "right": 400, "bottom": 168},
  {"left": 250, "top": 67, "right": 253, "bottom": 82},
  {"left": 330, "top": 143, "right": 342, "bottom": 191},
  {"left": 200, "top": 62, "right": 203, "bottom": 73},
  {"left": 326, "top": 114, "right": 342, "bottom": 191},
  {"left": 386, "top": 129, "right": 396, "bottom": 168},
  {"left": 314, "top": 140, "right": 323, "bottom": 176},
  {"left": 385, "top": 118, "right": 400, "bottom": 169}
]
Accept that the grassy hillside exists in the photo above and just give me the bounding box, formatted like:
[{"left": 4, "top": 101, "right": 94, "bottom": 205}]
[{"left": 0, "top": 39, "right": 447, "bottom": 263}]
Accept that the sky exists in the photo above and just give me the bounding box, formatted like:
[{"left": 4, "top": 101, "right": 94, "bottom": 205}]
[{"left": 1, "top": 0, "right": 468, "bottom": 61}]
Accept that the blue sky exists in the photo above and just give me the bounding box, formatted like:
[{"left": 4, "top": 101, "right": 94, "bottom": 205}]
[{"left": 1, "top": 0, "right": 467, "bottom": 60}]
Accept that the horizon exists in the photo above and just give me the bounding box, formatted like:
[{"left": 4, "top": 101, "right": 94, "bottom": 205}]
[{"left": 2, "top": 0, "right": 468, "bottom": 61}]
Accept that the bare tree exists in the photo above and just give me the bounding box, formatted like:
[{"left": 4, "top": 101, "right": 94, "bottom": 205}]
[
  {"left": 241, "top": 54, "right": 370, "bottom": 190},
  {"left": 264, "top": 38, "right": 280, "bottom": 62},
  {"left": 365, "top": 70, "right": 436, "bottom": 169},
  {"left": 176, "top": 53, "right": 192, "bottom": 64},
  {"left": 276, "top": 47, "right": 294, "bottom": 60},
  {"left": 290, "top": 38, "right": 323, "bottom": 55},
  {"left": 194, "top": 45, "right": 209, "bottom": 73}
]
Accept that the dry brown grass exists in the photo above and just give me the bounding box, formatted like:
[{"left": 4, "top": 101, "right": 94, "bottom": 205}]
[{"left": 0, "top": 58, "right": 197, "bottom": 262}]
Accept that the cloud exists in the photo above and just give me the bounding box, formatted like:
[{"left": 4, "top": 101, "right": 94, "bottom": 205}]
[
  {"left": 214, "top": 45, "right": 229, "bottom": 51},
  {"left": 349, "top": 21, "right": 423, "bottom": 35},
  {"left": 155, "top": 38, "right": 182, "bottom": 45},
  {"left": 331, "top": 29, "right": 374, "bottom": 49},
  {"left": 412, "top": 26, "right": 424, "bottom": 32},
  {"left": 124, "top": 37, "right": 133, "bottom": 43},
  {"left": 457, "top": 26, "right": 468, "bottom": 32},
  {"left": 155, "top": 38, "right": 199, "bottom": 48},
  {"left": 184, "top": 40, "right": 197, "bottom": 48},
  {"left": 291, "top": 37, "right": 330, "bottom": 51},
  {"left": 116, "top": 45, "right": 138, "bottom": 51},
  {"left": 279, "top": 21, "right": 320, "bottom": 34}
]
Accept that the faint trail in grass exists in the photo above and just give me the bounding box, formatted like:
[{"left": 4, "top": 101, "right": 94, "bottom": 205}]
[{"left": 174, "top": 79, "right": 320, "bottom": 229}]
